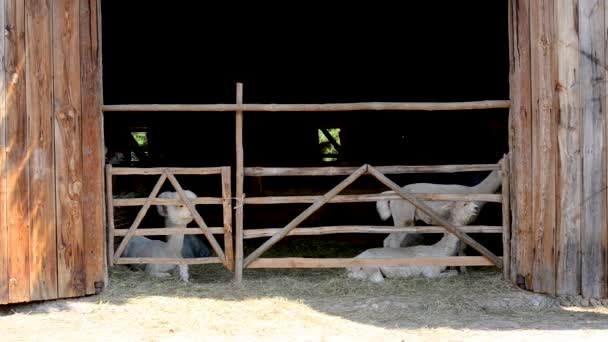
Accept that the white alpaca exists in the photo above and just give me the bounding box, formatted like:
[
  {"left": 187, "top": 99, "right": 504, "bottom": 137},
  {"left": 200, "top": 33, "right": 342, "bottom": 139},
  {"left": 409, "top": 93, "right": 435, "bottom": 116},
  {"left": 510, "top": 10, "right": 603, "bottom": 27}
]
[
  {"left": 123, "top": 190, "right": 198, "bottom": 282},
  {"left": 347, "top": 201, "right": 480, "bottom": 283},
  {"left": 377, "top": 170, "right": 502, "bottom": 248}
]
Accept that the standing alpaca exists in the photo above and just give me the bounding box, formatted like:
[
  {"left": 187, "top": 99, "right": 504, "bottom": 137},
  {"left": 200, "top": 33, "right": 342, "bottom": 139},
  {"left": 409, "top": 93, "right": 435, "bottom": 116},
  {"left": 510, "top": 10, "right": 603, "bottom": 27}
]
[
  {"left": 377, "top": 169, "right": 502, "bottom": 248},
  {"left": 123, "top": 190, "right": 198, "bottom": 282},
  {"left": 347, "top": 201, "right": 480, "bottom": 283}
]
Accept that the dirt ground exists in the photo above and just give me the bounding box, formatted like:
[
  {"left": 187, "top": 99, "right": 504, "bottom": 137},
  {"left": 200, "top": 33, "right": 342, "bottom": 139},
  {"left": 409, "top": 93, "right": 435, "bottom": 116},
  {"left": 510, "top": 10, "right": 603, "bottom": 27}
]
[{"left": 2, "top": 265, "right": 608, "bottom": 341}]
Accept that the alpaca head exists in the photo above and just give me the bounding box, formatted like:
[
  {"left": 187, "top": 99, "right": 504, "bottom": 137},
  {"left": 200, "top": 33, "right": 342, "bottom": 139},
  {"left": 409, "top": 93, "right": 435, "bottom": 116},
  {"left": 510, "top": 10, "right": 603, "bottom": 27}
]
[
  {"left": 447, "top": 201, "right": 480, "bottom": 225},
  {"left": 156, "top": 190, "right": 198, "bottom": 226}
]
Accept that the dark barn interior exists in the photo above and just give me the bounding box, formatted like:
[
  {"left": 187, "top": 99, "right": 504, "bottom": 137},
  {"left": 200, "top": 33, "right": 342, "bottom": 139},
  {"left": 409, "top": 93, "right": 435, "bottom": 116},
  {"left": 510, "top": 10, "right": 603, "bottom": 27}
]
[{"left": 101, "top": 2, "right": 510, "bottom": 258}]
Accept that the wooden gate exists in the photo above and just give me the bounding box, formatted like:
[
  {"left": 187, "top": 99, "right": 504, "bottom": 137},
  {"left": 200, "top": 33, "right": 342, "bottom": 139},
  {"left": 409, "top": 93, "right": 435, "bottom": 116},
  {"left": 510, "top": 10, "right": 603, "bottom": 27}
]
[
  {"left": 238, "top": 159, "right": 510, "bottom": 279},
  {"left": 105, "top": 166, "right": 234, "bottom": 270}
]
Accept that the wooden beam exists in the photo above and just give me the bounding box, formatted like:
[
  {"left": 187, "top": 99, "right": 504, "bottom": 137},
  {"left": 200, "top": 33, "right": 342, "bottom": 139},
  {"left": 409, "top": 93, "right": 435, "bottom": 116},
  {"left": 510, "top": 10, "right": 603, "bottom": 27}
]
[
  {"left": 501, "top": 156, "right": 511, "bottom": 279},
  {"left": 110, "top": 166, "right": 224, "bottom": 175},
  {"left": 235, "top": 83, "right": 244, "bottom": 281},
  {"left": 367, "top": 165, "right": 502, "bottom": 267},
  {"left": 113, "top": 227, "right": 225, "bottom": 236},
  {"left": 25, "top": 0, "right": 56, "bottom": 301},
  {"left": 0, "top": 0, "right": 7, "bottom": 305},
  {"left": 242, "top": 225, "right": 503, "bottom": 239},
  {"left": 114, "top": 257, "right": 222, "bottom": 265},
  {"left": 80, "top": 0, "right": 104, "bottom": 295},
  {"left": 243, "top": 165, "right": 368, "bottom": 267},
  {"left": 580, "top": 0, "right": 608, "bottom": 299},
  {"left": 221, "top": 167, "right": 234, "bottom": 271},
  {"left": 555, "top": 0, "right": 582, "bottom": 296},
  {"left": 244, "top": 193, "right": 502, "bottom": 205},
  {"left": 247, "top": 256, "right": 497, "bottom": 269},
  {"left": 102, "top": 100, "right": 511, "bottom": 112},
  {"left": 245, "top": 164, "right": 500, "bottom": 177},
  {"left": 6, "top": 0, "right": 30, "bottom": 303},
  {"left": 508, "top": 0, "right": 534, "bottom": 288},
  {"left": 53, "top": 0, "right": 86, "bottom": 299},
  {"left": 113, "top": 197, "right": 224, "bottom": 206},
  {"left": 105, "top": 164, "right": 115, "bottom": 267}
]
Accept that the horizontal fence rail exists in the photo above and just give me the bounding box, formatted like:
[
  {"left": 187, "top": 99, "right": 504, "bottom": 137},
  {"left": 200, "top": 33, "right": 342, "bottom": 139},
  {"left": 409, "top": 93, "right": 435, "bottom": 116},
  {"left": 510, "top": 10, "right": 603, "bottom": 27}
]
[{"left": 102, "top": 100, "right": 511, "bottom": 113}]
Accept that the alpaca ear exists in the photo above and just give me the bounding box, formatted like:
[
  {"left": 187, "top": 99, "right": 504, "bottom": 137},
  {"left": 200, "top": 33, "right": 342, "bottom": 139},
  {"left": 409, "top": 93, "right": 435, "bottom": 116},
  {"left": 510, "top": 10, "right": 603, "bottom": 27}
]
[{"left": 156, "top": 191, "right": 173, "bottom": 217}]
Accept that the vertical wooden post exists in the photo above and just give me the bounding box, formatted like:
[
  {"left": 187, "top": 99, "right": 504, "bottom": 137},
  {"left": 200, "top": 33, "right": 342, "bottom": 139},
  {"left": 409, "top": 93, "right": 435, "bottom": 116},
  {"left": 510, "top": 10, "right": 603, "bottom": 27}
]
[
  {"left": 221, "top": 167, "right": 234, "bottom": 271},
  {"left": 530, "top": 0, "right": 557, "bottom": 294},
  {"left": 0, "top": 0, "right": 7, "bottom": 305},
  {"left": 555, "top": 0, "right": 582, "bottom": 296},
  {"left": 80, "top": 0, "right": 105, "bottom": 295},
  {"left": 6, "top": 0, "right": 30, "bottom": 303},
  {"left": 508, "top": 0, "right": 534, "bottom": 287},
  {"left": 501, "top": 155, "right": 511, "bottom": 280},
  {"left": 105, "top": 164, "right": 115, "bottom": 267},
  {"left": 25, "top": 0, "right": 57, "bottom": 301},
  {"left": 235, "top": 83, "right": 244, "bottom": 281}
]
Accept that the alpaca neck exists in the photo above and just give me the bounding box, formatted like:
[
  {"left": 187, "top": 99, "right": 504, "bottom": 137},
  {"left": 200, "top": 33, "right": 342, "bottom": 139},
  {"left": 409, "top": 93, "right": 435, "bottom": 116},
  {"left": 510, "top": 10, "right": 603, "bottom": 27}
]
[
  {"left": 165, "top": 219, "right": 186, "bottom": 252},
  {"left": 471, "top": 170, "right": 502, "bottom": 194},
  {"left": 434, "top": 233, "right": 460, "bottom": 255}
]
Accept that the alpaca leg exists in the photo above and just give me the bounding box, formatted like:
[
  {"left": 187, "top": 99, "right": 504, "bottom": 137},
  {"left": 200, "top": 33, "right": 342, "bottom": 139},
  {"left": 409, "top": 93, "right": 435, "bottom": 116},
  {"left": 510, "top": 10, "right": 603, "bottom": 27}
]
[
  {"left": 458, "top": 240, "right": 467, "bottom": 274},
  {"left": 178, "top": 264, "right": 189, "bottom": 283}
]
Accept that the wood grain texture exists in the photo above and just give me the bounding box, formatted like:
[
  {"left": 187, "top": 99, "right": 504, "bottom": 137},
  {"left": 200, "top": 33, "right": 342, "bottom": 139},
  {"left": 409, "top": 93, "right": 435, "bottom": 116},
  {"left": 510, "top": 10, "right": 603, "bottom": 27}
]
[
  {"left": 6, "top": 0, "right": 30, "bottom": 304},
  {"left": 25, "top": 0, "right": 57, "bottom": 301},
  {"left": 80, "top": 0, "right": 105, "bottom": 295},
  {"left": 53, "top": 0, "right": 86, "bottom": 298}
]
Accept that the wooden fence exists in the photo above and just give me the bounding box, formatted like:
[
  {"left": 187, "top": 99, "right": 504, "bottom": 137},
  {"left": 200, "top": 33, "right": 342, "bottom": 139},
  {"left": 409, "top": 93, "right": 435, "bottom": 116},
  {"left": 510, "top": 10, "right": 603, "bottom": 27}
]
[{"left": 105, "top": 166, "right": 234, "bottom": 270}]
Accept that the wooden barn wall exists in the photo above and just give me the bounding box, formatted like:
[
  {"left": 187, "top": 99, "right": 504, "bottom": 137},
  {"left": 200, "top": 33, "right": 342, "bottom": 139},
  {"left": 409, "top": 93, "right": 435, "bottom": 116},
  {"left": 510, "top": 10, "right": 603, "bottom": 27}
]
[
  {"left": 510, "top": 0, "right": 608, "bottom": 298},
  {"left": 0, "top": 0, "right": 104, "bottom": 305}
]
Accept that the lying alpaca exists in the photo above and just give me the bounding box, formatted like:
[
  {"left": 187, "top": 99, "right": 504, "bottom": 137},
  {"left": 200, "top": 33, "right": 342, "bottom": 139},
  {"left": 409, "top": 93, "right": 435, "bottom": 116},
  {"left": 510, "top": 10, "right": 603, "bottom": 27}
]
[
  {"left": 378, "top": 169, "right": 501, "bottom": 248},
  {"left": 123, "top": 190, "right": 198, "bottom": 282},
  {"left": 347, "top": 201, "right": 480, "bottom": 283}
]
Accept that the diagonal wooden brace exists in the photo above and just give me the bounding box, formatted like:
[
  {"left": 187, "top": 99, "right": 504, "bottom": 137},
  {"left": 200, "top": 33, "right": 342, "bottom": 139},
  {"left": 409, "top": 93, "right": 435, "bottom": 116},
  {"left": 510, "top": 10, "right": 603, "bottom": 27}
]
[
  {"left": 367, "top": 165, "right": 502, "bottom": 268},
  {"left": 243, "top": 164, "right": 369, "bottom": 267},
  {"left": 114, "top": 172, "right": 169, "bottom": 260},
  {"left": 167, "top": 174, "right": 227, "bottom": 264}
]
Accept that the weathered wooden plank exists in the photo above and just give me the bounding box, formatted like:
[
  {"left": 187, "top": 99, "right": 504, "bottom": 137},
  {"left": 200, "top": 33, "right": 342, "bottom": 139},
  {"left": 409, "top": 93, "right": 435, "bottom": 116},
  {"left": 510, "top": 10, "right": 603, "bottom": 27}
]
[
  {"left": 245, "top": 164, "right": 500, "bottom": 177},
  {"left": 105, "top": 165, "right": 114, "bottom": 267},
  {"left": 114, "top": 257, "right": 222, "bottom": 265},
  {"left": 221, "top": 167, "right": 233, "bottom": 271},
  {"left": 247, "top": 257, "right": 497, "bottom": 269},
  {"left": 53, "top": 0, "right": 86, "bottom": 298},
  {"left": 501, "top": 156, "right": 511, "bottom": 279},
  {"left": 0, "top": 0, "right": 7, "bottom": 305},
  {"left": 110, "top": 167, "right": 224, "bottom": 175},
  {"left": 530, "top": 0, "right": 557, "bottom": 295},
  {"left": 25, "top": 0, "right": 57, "bottom": 301},
  {"left": 80, "top": 0, "right": 104, "bottom": 295},
  {"left": 509, "top": 0, "right": 535, "bottom": 289},
  {"left": 6, "top": 0, "right": 29, "bottom": 304},
  {"left": 242, "top": 226, "right": 503, "bottom": 239},
  {"left": 244, "top": 193, "right": 502, "bottom": 205},
  {"left": 235, "top": 83, "right": 244, "bottom": 281},
  {"left": 113, "top": 197, "right": 224, "bottom": 206},
  {"left": 580, "top": 0, "right": 608, "bottom": 298},
  {"left": 555, "top": 0, "right": 582, "bottom": 296},
  {"left": 102, "top": 100, "right": 511, "bottom": 112},
  {"left": 113, "top": 227, "right": 225, "bottom": 236}
]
